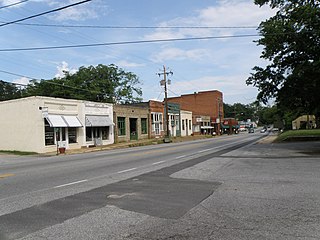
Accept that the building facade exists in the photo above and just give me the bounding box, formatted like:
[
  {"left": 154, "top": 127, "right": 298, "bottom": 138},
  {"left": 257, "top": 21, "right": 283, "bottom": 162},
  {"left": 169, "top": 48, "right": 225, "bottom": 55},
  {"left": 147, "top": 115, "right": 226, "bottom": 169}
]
[
  {"left": 180, "top": 110, "right": 193, "bottom": 136},
  {"left": 83, "top": 101, "right": 114, "bottom": 147},
  {"left": 167, "top": 90, "right": 223, "bottom": 134},
  {"left": 149, "top": 100, "right": 165, "bottom": 138},
  {"left": 113, "top": 104, "right": 149, "bottom": 143},
  {"left": 167, "top": 102, "right": 181, "bottom": 137},
  {"left": 0, "top": 96, "right": 114, "bottom": 153},
  {"left": 292, "top": 115, "right": 316, "bottom": 130}
]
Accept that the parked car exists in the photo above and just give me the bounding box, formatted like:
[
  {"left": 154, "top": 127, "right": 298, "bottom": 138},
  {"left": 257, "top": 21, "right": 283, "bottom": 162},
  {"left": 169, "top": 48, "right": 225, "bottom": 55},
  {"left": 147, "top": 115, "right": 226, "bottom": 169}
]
[
  {"left": 260, "top": 128, "right": 266, "bottom": 133},
  {"left": 248, "top": 128, "right": 254, "bottom": 133}
]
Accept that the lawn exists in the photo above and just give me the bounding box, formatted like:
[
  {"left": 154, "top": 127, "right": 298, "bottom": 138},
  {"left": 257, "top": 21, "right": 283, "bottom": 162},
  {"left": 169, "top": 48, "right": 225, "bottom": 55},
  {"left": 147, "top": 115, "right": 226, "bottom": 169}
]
[{"left": 277, "top": 129, "right": 320, "bottom": 142}]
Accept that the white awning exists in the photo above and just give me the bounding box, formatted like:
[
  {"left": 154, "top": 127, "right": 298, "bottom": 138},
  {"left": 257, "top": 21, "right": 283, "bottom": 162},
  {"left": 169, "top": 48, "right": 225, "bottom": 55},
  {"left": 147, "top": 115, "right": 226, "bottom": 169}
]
[
  {"left": 45, "top": 115, "right": 82, "bottom": 127},
  {"left": 85, "top": 115, "right": 113, "bottom": 127},
  {"left": 62, "top": 116, "right": 82, "bottom": 127},
  {"left": 45, "top": 115, "right": 68, "bottom": 127},
  {"left": 200, "top": 126, "right": 214, "bottom": 129}
]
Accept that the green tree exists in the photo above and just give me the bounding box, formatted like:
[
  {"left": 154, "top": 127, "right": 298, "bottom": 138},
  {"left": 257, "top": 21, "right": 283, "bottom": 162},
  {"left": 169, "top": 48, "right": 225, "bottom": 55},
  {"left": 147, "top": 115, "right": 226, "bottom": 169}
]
[
  {"left": 246, "top": 0, "right": 320, "bottom": 127},
  {"left": 223, "top": 102, "right": 256, "bottom": 122},
  {"left": 25, "top": 64, "right": 143, "bottom": 103},
  {"left": 0, "top": 80, "right": 22, "bottom": 101}
]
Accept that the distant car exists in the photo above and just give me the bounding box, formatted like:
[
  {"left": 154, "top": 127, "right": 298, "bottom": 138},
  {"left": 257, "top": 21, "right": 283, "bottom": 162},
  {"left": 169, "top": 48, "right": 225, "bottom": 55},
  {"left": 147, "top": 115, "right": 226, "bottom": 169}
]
[
  {"left": 248, "top": 128, "right": 254, "bottom": 133},
  {"left": 260, "top": 128, "right": 266, "bottom": 133}
]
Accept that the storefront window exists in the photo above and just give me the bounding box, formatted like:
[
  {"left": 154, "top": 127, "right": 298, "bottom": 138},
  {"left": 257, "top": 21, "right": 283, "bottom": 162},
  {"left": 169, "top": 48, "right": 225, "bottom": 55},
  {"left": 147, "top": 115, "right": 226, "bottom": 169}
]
[
  {"left": 44, "top": 119, "right": 55, "bottom": 146},
  {"left": 68, "top": 128, "right": 77, "bottom": 144},
  {"left": 86, "top": 127, "right": 93, "bottom": 141},
  {"left": 117, "top": 117, "right": 126, "bottom": 136},
  {"left": 102, "top": 127, "right": 109, "bottom": 140},
  {"left": 141, "top": 118, "right": 147, "bottom": 134},
  {"left": 151, "top": 112, "right": 163, "bottom": 135}
]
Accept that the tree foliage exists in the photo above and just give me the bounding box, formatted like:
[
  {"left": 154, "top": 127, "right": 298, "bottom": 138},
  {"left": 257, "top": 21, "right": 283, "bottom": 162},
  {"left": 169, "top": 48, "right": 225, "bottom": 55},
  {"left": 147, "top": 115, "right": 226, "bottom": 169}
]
[
  {"left": 5, "top": 64, "right": 143, "bottom": 104},
  {"left": 0, "top": 81, "right": 22, "bottom": 101},
  {"left": 224, "top": 102, "right": 256, "bottom": 122},
  {"left": 247, "top": 0, "right": 320, "bottom": 126}
]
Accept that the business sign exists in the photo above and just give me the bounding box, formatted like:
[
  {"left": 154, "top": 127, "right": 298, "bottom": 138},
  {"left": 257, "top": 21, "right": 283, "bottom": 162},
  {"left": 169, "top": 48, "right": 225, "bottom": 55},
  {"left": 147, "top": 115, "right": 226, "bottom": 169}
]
[{"left": 196, "top": 118, "right": 202, "bottom": 122}]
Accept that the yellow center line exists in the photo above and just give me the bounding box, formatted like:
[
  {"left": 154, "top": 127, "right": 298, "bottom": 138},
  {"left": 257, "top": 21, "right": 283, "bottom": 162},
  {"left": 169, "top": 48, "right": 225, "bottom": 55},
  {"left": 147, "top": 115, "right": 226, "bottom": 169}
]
[{"left": 0, "top": 173, "right": 15, "bottom": 179}]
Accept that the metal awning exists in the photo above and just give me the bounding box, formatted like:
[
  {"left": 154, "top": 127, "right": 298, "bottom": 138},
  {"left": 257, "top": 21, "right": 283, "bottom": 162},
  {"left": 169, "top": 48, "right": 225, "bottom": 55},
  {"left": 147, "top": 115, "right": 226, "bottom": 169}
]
[
  {"left": 45, "top": 115, "right": 68, "bottom": 127},
  {"left": 45, "top": 115, "right": 82, "bottom": 127},
  {"left": 85, "top": 115, "right": 113, "bottom": 127},
  {"left": 63, "top": 115, "right": 82, "bottom": 127}
]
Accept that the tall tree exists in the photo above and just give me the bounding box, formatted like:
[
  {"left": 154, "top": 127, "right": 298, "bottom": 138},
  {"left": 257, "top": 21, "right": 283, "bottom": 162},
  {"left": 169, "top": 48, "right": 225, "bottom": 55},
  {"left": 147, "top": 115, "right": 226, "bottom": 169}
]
[
  {"left": 223, "top": 102, "right": 256, "bottom": 122},
  {"left": 0, "top": 80, "right": 21, "bottom": 101},
  {"left": 246, "top": 0, "right": 320, "bottom": 127},
  {"left": 25, "top": 64, "right": 143, "bottom": 103}
]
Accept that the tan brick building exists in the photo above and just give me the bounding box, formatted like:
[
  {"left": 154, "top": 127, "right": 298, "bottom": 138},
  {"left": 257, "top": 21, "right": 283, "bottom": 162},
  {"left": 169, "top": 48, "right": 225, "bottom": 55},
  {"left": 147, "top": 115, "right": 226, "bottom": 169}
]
[
  {"left": 113, "top": 105, "right": 149, "bottom": 143},
  {"left": 167, "top": 90, "right": 223, "bottom": 134}
]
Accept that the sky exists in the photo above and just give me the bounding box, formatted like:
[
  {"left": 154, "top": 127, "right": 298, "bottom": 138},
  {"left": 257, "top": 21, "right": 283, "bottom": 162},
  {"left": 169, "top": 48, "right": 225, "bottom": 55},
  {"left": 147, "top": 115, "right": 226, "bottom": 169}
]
[{"left": 0, "top": 0, "right": 277, "bottom": 104}]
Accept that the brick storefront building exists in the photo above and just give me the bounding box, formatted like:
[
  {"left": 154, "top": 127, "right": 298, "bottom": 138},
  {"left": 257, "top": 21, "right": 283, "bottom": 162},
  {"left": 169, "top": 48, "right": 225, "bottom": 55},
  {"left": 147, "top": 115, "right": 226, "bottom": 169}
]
[
  {"left": 167, "top": 90, "right": 223, "bottom": 134},
  {"left": 129, "top": 100, "right": 165, "bottom": 139},
  {"left": 113, "top": 104, "right": 149, "bottom": 143}
]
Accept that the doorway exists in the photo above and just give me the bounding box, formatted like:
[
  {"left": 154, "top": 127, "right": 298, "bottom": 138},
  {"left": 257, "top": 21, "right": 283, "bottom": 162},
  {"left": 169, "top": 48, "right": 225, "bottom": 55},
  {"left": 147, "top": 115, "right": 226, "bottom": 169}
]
[{"left": 130, "top": 118, "right": 138, "bottom": 140}]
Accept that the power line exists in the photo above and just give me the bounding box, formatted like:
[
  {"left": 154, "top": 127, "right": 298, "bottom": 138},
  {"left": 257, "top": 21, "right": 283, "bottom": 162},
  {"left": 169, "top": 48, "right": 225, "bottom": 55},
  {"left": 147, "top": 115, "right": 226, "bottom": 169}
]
[
  {"left": 0, "top": 69, "right": 36, "bottom": 79},
  {"left": 0, "top": 0, "right": 92, "bottom": 27},
  {"left": 0, "top": 0, "right": 28, "bottom": 10},
  {"left": 0, "top": 77, "right": 103, "bottom": 95},
  {"left": 0, "top": 34, "right": 262, "bottom": 52},
  {"left": 0, "top": 22, "right": 259, "bottom": 29}
]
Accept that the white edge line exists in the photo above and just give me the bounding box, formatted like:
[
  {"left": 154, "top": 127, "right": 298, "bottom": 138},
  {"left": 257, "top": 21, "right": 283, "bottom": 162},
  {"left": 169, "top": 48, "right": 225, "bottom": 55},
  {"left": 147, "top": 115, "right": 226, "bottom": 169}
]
[
  {"left": 175, "top": 155, "right": 187, "bottom": 159},
  {"left": 198, "top": 149, "right": 211, "bottom": 153},
  {"left": 54, "top": 179, "right": 88, "bottom": 189},
  {"left": 152, "top": 160, "right": 166, "bottom": 165},
  {"left": 117, "top": 168, "right": 137, "bottom": 174}
]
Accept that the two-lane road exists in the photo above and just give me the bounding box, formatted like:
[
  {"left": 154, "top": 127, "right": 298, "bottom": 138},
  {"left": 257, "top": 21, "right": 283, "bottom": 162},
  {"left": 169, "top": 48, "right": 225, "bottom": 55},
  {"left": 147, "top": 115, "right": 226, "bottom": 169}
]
[{"left": 1, "top": 132, "right": 264, "bottom": 239}]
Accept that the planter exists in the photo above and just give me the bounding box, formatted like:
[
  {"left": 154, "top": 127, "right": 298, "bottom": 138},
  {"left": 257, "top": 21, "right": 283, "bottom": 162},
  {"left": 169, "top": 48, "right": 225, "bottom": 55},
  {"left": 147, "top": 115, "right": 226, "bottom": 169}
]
[{"left": 58, "top": 147, "right": 66, "bottom": 154}]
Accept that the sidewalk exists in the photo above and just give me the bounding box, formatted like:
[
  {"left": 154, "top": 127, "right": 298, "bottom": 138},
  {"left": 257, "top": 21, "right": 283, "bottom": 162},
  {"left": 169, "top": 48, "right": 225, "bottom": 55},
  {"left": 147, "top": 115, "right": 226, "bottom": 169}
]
[{"left": 49, "top": 135, "right": 215, "bottom": 156}]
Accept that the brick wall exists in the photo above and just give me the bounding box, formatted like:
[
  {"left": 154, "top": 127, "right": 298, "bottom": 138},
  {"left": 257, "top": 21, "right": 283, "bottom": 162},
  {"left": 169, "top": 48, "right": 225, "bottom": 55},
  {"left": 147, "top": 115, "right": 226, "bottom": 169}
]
[
  {"left": 148, "top": 100, "right": 165, "bottom": 138},
  {"left": 167, "top": 90, "right": 223, "bottom": 121}
]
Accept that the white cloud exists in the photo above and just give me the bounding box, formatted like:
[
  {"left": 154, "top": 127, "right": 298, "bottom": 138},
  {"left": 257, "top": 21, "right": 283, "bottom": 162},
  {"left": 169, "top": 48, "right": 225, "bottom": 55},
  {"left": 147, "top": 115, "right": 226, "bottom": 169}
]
[
  {"left": 151, "top": 47, "right": 210, "bottom": 63},
  {"left": 55, "top": 61, "right": 77, "bottom": 78},
  {"left": 115, "top": 60, "right": 145, "bottom": 68},
  {"left": 169, "top": 74, "right": 257, "bottom": 104},
  {"left": 13, "top": 77, "right": 30, "bottom": 85},
  {"left": 46, "top": 0, "right": 109, "bottom": 22},
  {"left": 144, "top": 0, "right": 276, "bottom": 40},
  {"left": 0, "top": 0, "right": 27, "bottom": 7}
]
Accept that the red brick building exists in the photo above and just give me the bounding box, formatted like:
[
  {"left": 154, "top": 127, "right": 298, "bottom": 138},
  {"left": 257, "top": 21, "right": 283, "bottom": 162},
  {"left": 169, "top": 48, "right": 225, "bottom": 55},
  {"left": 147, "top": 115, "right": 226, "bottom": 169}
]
[{"left": 167, "top": 90, "right": 224, "bottom": 134}]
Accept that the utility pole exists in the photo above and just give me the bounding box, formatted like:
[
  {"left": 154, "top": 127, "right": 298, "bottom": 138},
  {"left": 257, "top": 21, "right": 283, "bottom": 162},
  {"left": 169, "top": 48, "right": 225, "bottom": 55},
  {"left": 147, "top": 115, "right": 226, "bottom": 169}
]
[{"left": 158, "top": 65, "right": 173, "bottom": 142}]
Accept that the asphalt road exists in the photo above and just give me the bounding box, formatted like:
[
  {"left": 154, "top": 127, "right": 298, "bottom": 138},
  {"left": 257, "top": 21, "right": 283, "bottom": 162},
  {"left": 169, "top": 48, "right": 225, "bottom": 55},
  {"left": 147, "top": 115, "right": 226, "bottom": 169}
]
[{"left": 1, "top": 132, "right": 320, "bottom": 240}]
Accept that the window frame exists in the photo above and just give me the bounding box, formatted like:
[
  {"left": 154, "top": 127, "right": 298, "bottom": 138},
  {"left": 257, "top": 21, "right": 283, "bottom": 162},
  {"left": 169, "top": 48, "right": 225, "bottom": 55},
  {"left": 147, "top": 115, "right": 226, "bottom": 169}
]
[{"left": 117, "top": 117, "right": 126, "bottom": 136}]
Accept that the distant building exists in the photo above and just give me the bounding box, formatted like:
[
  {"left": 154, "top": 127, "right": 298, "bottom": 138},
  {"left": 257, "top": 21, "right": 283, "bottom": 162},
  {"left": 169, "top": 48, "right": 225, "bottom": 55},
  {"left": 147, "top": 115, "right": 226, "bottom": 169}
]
[
  {"left": 166, "top": 102, "right": 181, "bottom": 137},
  {"left": 180, "top": 110, "right": 193, "bottom": 136},
  {"left": 292, "top": 115, "right": 316, "bottom": 130},
  {"left": 167, "top": 90, "right": 223, "bottom": 134}
]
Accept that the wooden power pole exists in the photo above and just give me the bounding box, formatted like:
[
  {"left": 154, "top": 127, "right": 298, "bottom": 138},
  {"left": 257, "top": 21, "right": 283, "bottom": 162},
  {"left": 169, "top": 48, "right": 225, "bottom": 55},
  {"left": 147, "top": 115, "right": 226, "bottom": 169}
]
[{"left": 158, "top": 65, "right": 173, "bottom": 142}]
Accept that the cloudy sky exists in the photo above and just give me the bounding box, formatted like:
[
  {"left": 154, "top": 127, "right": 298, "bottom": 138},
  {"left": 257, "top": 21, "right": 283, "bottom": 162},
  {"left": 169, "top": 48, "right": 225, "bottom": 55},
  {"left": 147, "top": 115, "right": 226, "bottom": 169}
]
[{"left": 0, "top": 0, "right": 276, "bottom": 104}]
